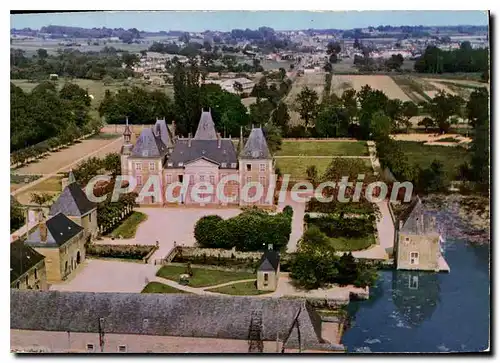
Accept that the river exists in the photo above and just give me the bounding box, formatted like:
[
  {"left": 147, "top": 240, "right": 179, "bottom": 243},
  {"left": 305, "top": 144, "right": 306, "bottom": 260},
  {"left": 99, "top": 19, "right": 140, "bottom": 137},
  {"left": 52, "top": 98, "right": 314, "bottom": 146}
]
[{"left": 342, "top": 238, "right": 490, "bottom": 353}]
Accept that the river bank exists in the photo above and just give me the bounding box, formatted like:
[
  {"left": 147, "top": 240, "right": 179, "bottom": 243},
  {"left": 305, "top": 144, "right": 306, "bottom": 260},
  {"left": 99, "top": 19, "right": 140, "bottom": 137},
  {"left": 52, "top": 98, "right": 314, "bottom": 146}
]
[{"left": 422, "top": 194, "right": 490, "bottom": 244}]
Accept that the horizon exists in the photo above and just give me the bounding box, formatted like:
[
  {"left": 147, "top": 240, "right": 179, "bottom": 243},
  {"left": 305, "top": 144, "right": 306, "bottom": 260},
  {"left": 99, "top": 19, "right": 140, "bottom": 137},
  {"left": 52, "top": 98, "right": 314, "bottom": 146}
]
[{"left": 10, "top": 10, "right": 489, "bottom": 33}]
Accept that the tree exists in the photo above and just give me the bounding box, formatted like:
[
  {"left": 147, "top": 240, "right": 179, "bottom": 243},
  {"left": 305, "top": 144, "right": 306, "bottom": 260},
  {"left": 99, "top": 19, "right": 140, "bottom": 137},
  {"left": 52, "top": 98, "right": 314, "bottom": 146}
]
[
  {"left": 385, "top": 99, "right": 403, "bottom": 129},
  {"left": 30, "top": 192, "right": 53, "bottom": 208},
  {"left": 468, "top": 88, "right": 490, "bottom": 192},
  {"left": 467, "top": 87, "right": 489, "bottom": 128},
  {"left": 10, "top": 197, "right": 25, "bottom": 233},
  {"left": 278, "top": 67, "right": 286, "bottom": 81},
  {"left": 314, "top": 105, "right": 349, "bottom": 138},
  {"left": 418, "top": 160, "right": 448, "bottom": 193},
  {"left": 369, "top": 111, "right": 392, "bottom": 141},
  {"left": 326, "top": 41, "right": 341, "bottom": 55},
  {"left": 424, "top": 91, "right": 464, "bottom": 133},
  {"left": 262, "top": 122, "right": 282, "bottom": 154},
  {"left": 306, "top": 165, "right": 319, "bottom": 185},
  {"left": 401, "top": 101, "right": 419, "bottom": 131},
  {"left": 329, "top": 53, "right": 338, "bottom": 64},
  {"left": 37, "top": 48, "right": 48, "bottom": 60},
  {"left": 418, "top": 117, "right": 435, "bottom": 131},
  {"left": 271, "top": 102, "right": 291, "bottom": 135},
  {"left": 122, "top": 52, "right": 140, "bottom": 69},
  {"left": 290, "top": 242, "right": 339, "bottom": 289},
  {"left": 323, "top": 62, "right": 333, "bottom": 72},
  {"left": 295, "top": 87, "right": 319, "bottom": 127}
]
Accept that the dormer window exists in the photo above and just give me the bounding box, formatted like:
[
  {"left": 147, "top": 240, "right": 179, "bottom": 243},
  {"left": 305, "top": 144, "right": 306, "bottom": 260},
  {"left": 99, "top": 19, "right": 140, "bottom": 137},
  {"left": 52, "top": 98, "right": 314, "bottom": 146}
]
[
  {"left": 231, "top": 163, "right": 237, "bottom": 168},
  {"left": 221, "top": 162, "right": 227, "bottom": 168},
  {"left": 142, "top": 150, "right": 149, "bottom": 157},
  {"left": 178, "top": 162, "right": 184, "bottom": 167},
  {"left": 167, "top": 162, "right": 173, "bottom": 167},
  {"left": 252, "top": 151, "right": 260, "bottom": 158}
]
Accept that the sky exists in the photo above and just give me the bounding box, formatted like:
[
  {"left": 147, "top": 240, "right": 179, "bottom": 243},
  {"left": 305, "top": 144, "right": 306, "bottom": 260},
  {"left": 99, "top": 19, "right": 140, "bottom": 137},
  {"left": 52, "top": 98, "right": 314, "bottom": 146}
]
[{"left": 11, "top": 11, "right": 489, "bottom": 32}]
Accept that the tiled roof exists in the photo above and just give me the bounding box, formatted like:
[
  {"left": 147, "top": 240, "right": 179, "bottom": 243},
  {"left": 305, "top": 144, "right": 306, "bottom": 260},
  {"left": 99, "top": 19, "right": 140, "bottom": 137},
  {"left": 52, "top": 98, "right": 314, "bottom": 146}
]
[
  {"left": 194, "top": 110, "right": 218, "bottom": 140},
  {"left": 240, "top": 128, "right": 271, "bottom": 159},
  {"left": 49, "top": 183, "right": 96, "bottom": 217},
  {"left": 10, "top": 290, "right": 342, "bottom": 351},
  {"left": 167, "top": 139, "right": 237, "bottom": 168},
  {"left": 10, "top": 240, "right": 45, "bottom": 283},
  {"left": 25, "top": 213, "right": 84, "bottom": 247},
  {"left": 258, "top": 250, "right": 280, "bottom": 271},
  {"left": 131, "top": 128, "right": 168, "bottom": 158},
  {"left": 398, "top": 196, "right": 437, "bottom": 234}
]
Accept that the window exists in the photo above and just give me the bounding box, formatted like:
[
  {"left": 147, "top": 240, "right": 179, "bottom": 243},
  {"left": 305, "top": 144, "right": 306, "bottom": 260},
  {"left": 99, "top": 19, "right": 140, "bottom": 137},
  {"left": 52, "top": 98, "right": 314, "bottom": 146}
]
[
  {"left": 259, "top": 163, "right": 266, "bottom": 172},
  {"left": 200, "top": 175, "right": 205, "bottom": 182},
  {"left": 410, "top": 252, "right": 419, "bottom": 265},
  {"left": 246, "top": 176, "right": 252, "bottom": 183},
  {"left": 142, "top": 150, "right": 149, "bottom": 157},
  {"left": 149, "top": 162, "right": 156, "bottom": 171},
  {"left": 143, "top": 318, "right": 149, "bottom": 329},
  {"left": 167, "top": 162, "right": 173, "bottom": 167},
  {"left": 166, "top": 174, "right": 172, "bottom": 184},
  {"left": 259, "top": 176, "right": 266, "bottom": 186},
  {"left": 34, "top": 268, "right": 37, "bottom": 280},
  {"left": 404, "top": 237, "right": 410, "bottom": 244},
  {"left": 136, "top": 175, "right": 143, "bottom": 186},
  {"left": 16, "top": 281, "right": 20, "bottom": 289},
  {"left": 210, "top": 175, "right": 215, "bottom": 184},
  {"left": 231, "top": 163, "right": 237, "bottom": 168},
  {"left": 263, "top": 273, "right": 269, "bottom": 286},
  {"left": 221, "top": 162, "right": 227, "bottom": 168},
  {"left": 408, "top": 275, "right": 419, "bottom": 289},
  {"left": 86, "top": 344, "right": 95, "bottom": 353},
  {"left": 118, "top": 345, "right": 127, "bottom": 353},
  {"left": 246, "top": 164, "right": 252, "bottom": 172},
  {"left": 178, "top": 162, "right": 184, "bottom": 167},
  {"left": 135, "top": 163, "right": 142, "bottom": 171},
  {"left": 25, "top": 275, "right": 29, "bottom": 286}
]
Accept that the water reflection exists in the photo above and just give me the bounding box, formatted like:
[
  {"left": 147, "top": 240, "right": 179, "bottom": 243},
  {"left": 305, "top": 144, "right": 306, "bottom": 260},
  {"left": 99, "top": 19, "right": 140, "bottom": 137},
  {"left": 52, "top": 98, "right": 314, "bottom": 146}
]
[{"left": 391, "top": 270, "right": 440, "bottom": 328}]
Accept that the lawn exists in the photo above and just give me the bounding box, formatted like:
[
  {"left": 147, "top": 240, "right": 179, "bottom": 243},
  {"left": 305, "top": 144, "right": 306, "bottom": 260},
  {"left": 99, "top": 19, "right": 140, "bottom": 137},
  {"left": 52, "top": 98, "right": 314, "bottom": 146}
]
[
  {"left": 156, "top": 265, "right": 255, "bottom": 288},
  {"left": 276, "top": 158, "right": 372, "bottom": 181},
  {"left": 141, "top": 281, "right": 189, "bottom": 294},
  {"left": 206, "top": 280, "right": 269, "bottom": 295},
  {"left": 396, "top": 141, "right": 469, "bottom": 179},
  {"left": 108, "top": 211, "right": 148, "bottom": 239},
  {"left": 276, "top": 141, "right": 369, "bottom": 156},
  {"left": 328, "top": 235, "right": 376, "bottom": 252}
]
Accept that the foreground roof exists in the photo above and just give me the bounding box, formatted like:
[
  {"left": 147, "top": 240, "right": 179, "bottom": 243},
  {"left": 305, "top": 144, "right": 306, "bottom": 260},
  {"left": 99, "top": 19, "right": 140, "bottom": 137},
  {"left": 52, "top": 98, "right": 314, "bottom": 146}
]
[
  {"left": 10, "top": 290, "right": 341, "bottom": 351},
  {"left": 240, "top": 128, "right": 271, "bottom": 159},
  {"left": 10, "top": 240, "right": 45, "bottom": 283},
  {"left": 49, "top": 183, "right": 96, "bottom": 217},
  {"left": 25, "top": 213, "right": 84, "bottom": 247}
]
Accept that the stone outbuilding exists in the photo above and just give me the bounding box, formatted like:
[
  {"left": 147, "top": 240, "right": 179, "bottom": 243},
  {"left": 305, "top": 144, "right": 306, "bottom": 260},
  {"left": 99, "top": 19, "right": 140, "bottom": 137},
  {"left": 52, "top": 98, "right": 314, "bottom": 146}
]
[
  {"left": 256, "top": 249, "right": 280, "bottom": 291},
  {"left": 24, "top": 213, "right": 87, "bottom": 282},
  {"left": 394, "top": 196, "right": 449, "bottom": 272},
  {"left": 10, "top": 239, "right": 48, "bottom": 291}
]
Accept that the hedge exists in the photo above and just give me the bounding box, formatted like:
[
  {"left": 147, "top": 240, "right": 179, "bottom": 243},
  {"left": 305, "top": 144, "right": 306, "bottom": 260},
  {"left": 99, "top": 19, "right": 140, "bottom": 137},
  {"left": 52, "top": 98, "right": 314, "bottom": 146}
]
[{"left": 86, "top": 244, "right": 157, "bottom": 261}]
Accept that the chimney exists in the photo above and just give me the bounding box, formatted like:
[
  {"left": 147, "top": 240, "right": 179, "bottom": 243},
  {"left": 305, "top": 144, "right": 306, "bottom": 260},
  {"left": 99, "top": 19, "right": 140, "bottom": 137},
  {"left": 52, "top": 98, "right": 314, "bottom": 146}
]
[
  {"left": 188, "top": 133, "right": 192, "bottom": 147},
  {"left": 217, "top": 133, "right": 221, "bottom": 148},
  {"left": 39, "top": 221, "right": 48, "bottom": 243}
]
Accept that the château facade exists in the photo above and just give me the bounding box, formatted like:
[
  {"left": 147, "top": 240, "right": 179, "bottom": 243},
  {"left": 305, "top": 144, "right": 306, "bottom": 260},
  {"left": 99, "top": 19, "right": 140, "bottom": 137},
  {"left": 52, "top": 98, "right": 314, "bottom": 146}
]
[{"left": 120, "top": 109, "right": 275, "bottom": 207}]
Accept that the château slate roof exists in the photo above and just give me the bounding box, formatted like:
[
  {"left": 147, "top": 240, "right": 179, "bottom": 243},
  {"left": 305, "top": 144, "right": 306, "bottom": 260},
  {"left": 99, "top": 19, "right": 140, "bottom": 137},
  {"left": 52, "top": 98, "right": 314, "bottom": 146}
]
[
  {"left": 25, "top": 213, "right": 84, "bottom": 248},
  {"left": 194, "top": 110, "right": 218, "bottom": 140},
  {"left": 10, "top": 290, "right": 342, "bottom": 351},
  {"left": 258, "top": 250, "right": 280, "bottom": 272},
  {"left": 240, "top": 128, "right": 271, "bottom": 159},
  {"left": 49, "top": 183, "right": 96, "bottom": 217},
  {"left": 154, "top": 119, "right": 173, "bottom": 149},
  {"left": 10, "top": 240, "right": 45, "bottom": 283},
  {"left": 131, "top": 128, "right": 168, "bottom": 158},
  {"left": 398, "top": 196, "right": 437, "bottom": 235},
  {"left": 167, "top": 139, "right": 237, "bottom": 169}
]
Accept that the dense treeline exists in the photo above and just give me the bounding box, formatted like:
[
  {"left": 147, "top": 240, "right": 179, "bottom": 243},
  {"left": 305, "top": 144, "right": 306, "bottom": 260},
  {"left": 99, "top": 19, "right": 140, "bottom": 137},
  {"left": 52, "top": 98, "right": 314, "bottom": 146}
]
[
  {"left": 38, "top": 25, "right": 141, "bottom": 43},
  {"left": 11, "top": 48, "right": 137, "bottom": 80},
  {"left": 11, "top": 81, "right": 100, "bottom": 152},
  {"left": 414, "top": 42, "right": 489, "bottom": 79}
]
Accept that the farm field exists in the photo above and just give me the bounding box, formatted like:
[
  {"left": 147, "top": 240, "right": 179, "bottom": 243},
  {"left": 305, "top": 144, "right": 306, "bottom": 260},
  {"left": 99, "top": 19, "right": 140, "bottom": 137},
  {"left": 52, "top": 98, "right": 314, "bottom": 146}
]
[
  {"left": 11, "top": 134, "right": 122, "bottom": 176},
  {"left": 396, "top": 141, "right": 469, "bottom": 179},
  {"left": 330, "top": 75, "right": 410, "bottom": 101},
  {"left": 14, "top": 175, "right": 64, "bottom": 205},
  {"left": 276, "top": 158, "right": 372, "bottom": 181},
  {"left": 276, "top": 141, "right": 369, "bottom": 156},
  {"left": 285, "top": 71, "right": 326, "bottom": 126}
]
